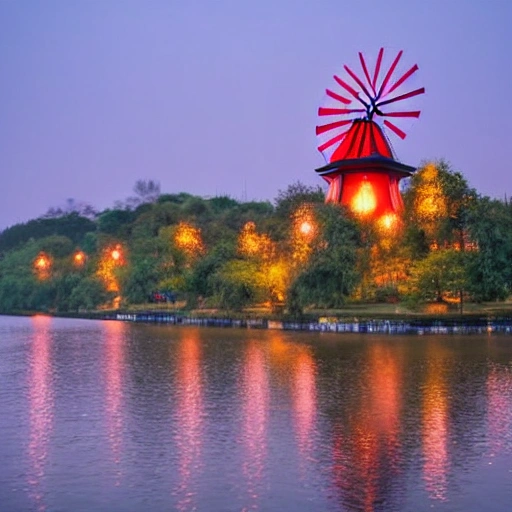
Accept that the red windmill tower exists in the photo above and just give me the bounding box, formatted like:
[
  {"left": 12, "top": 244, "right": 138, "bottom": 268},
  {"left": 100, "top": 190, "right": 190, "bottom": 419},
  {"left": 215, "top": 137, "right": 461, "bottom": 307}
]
[{"left": 315, "top": 48, "right": 425, "bottom": 226}]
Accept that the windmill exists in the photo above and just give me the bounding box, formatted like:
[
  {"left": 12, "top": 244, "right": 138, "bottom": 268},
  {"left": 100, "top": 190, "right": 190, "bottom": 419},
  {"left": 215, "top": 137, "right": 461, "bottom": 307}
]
[{"left": 315, "top": 48, "right": 425, "bottom": 227}]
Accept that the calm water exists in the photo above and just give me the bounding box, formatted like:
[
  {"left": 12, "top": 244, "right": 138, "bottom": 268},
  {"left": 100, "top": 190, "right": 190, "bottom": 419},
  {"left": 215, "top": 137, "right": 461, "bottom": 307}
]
[{"left": 1, "top": 316, "right": 512, "bottom": 512}]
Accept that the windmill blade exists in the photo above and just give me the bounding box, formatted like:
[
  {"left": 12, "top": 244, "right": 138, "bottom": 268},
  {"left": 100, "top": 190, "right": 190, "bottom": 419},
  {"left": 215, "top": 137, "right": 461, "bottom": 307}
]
[
  {"left": 384, "top": 120, "right": 406, "bottom": 139},
  {"left": 326, "top": 89, "right": 352, "bottom": 105},
  {"left": 344, "top": 64, "right": 373, "bottom": 101},
  {"left": 316, "top": 119, "right": 352, "bottom": 135},
  {"left": 381, "top": 110, "right": 421, "bottom": 118},
  {"left": 318, "top": 107, "right": 366, "bottom": 116},
  {"left": 359, "top": 52, "right": 375, "bottom": 95},
  {"left": 377, "top": 50, "right": 403, "bottom": 99},
  {"left": 333, "top": 75, "right": 368, "bottom": 107},
  {"left": 387, "top": 65, "right": 419, "bottom": 95},
  {"left": 377, "top": 87, "right": 425, "bottom": 107},
  {"left": 318, "top": 129, "right": 350, "bottom": 152},
  {"left": 372, "top": 47, "right": 384, "bottom": 90}
]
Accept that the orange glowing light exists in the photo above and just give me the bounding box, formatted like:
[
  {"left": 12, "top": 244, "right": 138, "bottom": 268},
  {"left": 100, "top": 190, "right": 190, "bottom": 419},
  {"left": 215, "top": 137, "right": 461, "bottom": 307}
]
[
  {"left": 351, "top": 180, "right": 376, "bottom": 215},
  {"left": 36, "top": 257, "right": 48, "bottom": 269},
  {"left": 238, "top": 221, "right": 274, "bottom": 259},
  {"left": 300, "top": 221, "right": 313, "bottom": 235},
  {"left": 111, "top": 249, "right": 121, "bottom": 261},
  {"left": 174, "top": 222, "right": 204, "bottom": 257},
  {"left": 379, "top": 213, "right": 397, "bottom": 230},
  {"left": 74, "top": 251, "right": 85, "bottom": 265},
  {"left": 33, "top": 253, "right": 51, "bottom": 279}
]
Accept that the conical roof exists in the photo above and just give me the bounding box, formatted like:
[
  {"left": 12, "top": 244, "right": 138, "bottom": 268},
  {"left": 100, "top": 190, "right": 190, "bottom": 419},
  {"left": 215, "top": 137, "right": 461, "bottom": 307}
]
[{"left": 330, "top": 119, "right": 394, "bottom": 162}]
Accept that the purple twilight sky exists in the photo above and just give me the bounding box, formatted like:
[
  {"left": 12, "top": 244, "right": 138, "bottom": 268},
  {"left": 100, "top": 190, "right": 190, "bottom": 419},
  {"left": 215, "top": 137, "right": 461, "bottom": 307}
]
[{"left": 1, "top": 0, "right": 511, "bottom": 230}]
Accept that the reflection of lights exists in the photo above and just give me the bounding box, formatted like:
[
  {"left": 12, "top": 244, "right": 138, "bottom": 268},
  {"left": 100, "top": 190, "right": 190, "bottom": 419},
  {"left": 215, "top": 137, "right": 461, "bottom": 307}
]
[
  {"left": 28, "top": 315, "right": 53, "bottom": 511},
  {"left": 293, "top": 350, "right": 317, "bottom": 464},
  {"left": 486, "top": 364, "right": 512, "bottom": 456},
  {"left": 351, "top": 180, "right": 376, "bottom": 215},
  {"left": 103, "top": 321, "right": 126, "bottom": 483},
  {"left": 174, "top": 332, "right": 203, "bottom": 511},
  {"left": 241, "top": 343, "right": 268, "bottom": 510},
  {"left": 422, "top": 347, "right": 449, "bottom": 501}
]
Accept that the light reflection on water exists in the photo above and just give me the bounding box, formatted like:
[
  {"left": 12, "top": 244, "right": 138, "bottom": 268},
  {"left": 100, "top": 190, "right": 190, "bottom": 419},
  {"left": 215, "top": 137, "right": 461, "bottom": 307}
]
[
  {"left": 102, "top": 320, "right": 126, "bottom": 485},
  {"left": 27, "top": 316, "right": 53, "bottom": 512},
  {"left": 0, "top": 316, "right": 512, "bottom": 511},
  {"left": 173, "top": 331, "right": 204, "bottom": 511}
]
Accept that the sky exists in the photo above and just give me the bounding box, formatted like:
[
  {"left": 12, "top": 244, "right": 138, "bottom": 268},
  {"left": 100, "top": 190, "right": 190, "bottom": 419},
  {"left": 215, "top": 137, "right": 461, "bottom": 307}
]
[{"left": 1, "top": 0, "right": 511, "bottom": 230}]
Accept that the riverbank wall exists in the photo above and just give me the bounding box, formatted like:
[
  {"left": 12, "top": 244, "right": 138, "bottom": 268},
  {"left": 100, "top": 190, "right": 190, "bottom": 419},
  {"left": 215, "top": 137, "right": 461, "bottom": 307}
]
[{"left": 105, "top": 311, "right": 512, "bottom": 335}]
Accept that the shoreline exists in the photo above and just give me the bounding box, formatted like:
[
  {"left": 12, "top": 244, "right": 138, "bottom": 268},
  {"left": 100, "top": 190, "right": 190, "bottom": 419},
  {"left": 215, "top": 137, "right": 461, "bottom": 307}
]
[{"left": 4, "top": 309, "right": 512, "bottom": 335}]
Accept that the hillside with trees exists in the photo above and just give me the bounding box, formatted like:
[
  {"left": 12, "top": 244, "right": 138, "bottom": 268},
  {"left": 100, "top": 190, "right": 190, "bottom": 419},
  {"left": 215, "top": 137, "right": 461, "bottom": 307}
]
[{"left": 1, "top": 163, "right": 512, "bottom": 316}]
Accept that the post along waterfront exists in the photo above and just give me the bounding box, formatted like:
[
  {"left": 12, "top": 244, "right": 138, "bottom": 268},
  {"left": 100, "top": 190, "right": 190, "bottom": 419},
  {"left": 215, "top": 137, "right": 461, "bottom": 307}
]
[{"left": 1, "top": 314, "right": 512, "bottom": 512}]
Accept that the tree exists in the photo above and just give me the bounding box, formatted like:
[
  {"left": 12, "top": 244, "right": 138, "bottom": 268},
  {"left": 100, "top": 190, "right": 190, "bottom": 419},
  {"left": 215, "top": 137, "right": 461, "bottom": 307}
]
[
  {"left": 466, "top": 197, "right": 512, "bottom": 301},
  {"left": 211, "top": 260, "right": 265, "bottom": 311},
  {"left": 406, "top": 249, "right": 469, "bottom": 308},
  {"left": 403, "top": 160, "right": 476, "bottom": 251},
  {"left": 287, "top": 203, "right": 361, "bottom": 313}
]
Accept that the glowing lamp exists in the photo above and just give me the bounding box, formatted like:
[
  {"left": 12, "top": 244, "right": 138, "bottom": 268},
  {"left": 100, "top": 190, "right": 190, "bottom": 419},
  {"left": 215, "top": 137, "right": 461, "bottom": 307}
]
[
  {"left": 351, "top": 180, "right": 377, "bottom": 215},
  {"left": 74, "top": 251, "right": 85, "bottom": 265},
  {"left": 111, "top": 249, "right": 121, "bottom": 261},
  {"left": 379, "top": 213, "right": 397, "bottom": 230},
  {"left": 300, "top": 221, "right": 313, "bottom": 235},
  {"left": 36, "top": 257, "right": 48, "bottom": 269}
]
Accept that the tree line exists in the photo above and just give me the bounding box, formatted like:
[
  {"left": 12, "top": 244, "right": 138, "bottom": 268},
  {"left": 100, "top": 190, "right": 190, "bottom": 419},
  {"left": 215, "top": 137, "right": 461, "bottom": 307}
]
[{"left": 1, "top": 164, "right": 511, "bottom": 316}]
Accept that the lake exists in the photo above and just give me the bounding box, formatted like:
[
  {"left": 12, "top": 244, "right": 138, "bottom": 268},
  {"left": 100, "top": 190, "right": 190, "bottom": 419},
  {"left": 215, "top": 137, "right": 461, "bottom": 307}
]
[{"left": 1, "top": 315, "right": 511, "bottom": 511}]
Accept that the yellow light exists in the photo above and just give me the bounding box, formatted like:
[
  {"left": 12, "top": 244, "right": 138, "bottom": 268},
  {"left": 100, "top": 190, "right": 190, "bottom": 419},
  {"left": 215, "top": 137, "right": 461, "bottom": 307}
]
[
  {"left": 74, "top": 251, "right": 85, "bottom": 265},
  {"left": 300, "top": 221, "right": 313, "bottom": 235},
  {"left": 174, "top": 222, "right": 204, "bottom": 257},
  {"left": 352, "top": 180, "right": 376, "bottom": 215},
  {"left": 111, "top": 249, "right": 121, "bottom": 261},
  {"left": 379, "top": 213, "right": 397, "bottom": 230},
  {"left": 36, "top": 257, "right": 48, "bottom": 269}
]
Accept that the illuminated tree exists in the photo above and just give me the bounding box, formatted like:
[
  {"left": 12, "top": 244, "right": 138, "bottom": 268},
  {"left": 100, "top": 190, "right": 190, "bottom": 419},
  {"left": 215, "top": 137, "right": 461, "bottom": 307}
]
[
  {"left": 33, "top": 252, "right": 52, "bottom": 281},
  {"left": 287, "top": 204, "right": 361, "bottom": 313},
  {"left": 96, "top": 244, "right": 125, "bottom": 294},
  {"left": 403, "top": 160, "right": 476, "bottom": 250},
  {"left": 291, "top": 204, "right": 317, "bottom": 264},
  {"left": 238, "top": 221, "right": 274, "bottom": 260},
  {"left": 174, "top": 222, "right": 204, "bottom": 259}
]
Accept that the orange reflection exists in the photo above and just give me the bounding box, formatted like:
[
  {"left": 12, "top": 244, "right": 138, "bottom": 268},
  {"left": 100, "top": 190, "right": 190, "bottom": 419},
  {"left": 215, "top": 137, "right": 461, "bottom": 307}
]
[
  {"left": 292, "top": 349, "right": 317, "bottom": 463},
  {"left": 241, "top": 342, "right": 268, "bottom": 510},
  {"left": 174, "top": 331, "right": 204, "bottom": 512},
  {"left": 103, "top": 320, "right": 126, "bottom": 483},
  {"left": 331, "top": 343, "right": 403, "bottom": 512},
  {"left": 486, "top": 364, "right": 512, "bottom": 456},
  {"left": 422, "top": 348, "right": 450, "bottom": 501},
  {"left": 27, "top": 315, "right": 54, "bottom": 512},
  {"left": 368, "top": 345, "right": 401, "bottom": 451}
]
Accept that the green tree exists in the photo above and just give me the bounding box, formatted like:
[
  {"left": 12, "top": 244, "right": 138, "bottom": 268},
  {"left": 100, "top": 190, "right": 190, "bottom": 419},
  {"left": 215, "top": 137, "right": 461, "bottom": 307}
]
[
  {"left": 407, "top": 249, "right": 469, "bottom": 308},
  {"left": 287, "top": 204, "right": 360, "bottom": 313},
  {"left": 466, "top": 197, "right": 512, "bottom": 301}
]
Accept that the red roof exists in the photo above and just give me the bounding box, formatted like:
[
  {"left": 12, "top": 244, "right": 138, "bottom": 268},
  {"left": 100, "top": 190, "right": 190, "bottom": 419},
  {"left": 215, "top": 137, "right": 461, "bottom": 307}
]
[{"left": 329, "top": 120, "right": 394, "bottom": 162}]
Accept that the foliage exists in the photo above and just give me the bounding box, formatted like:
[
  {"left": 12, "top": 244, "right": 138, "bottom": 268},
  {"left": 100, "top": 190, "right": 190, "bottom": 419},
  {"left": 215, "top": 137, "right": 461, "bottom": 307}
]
[
  {"left": 2, "top": 167, "right": 512, "bottom": 315},
  {"left": 0, "top": 213, "right": 96, "bottom": 254},
  {"left": 287, "top": 204, "right": 361, "bottom": 313}
]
